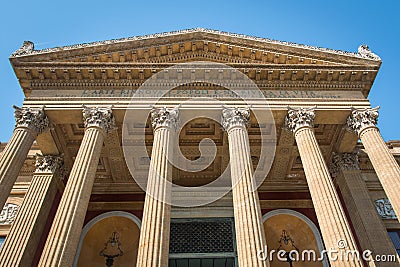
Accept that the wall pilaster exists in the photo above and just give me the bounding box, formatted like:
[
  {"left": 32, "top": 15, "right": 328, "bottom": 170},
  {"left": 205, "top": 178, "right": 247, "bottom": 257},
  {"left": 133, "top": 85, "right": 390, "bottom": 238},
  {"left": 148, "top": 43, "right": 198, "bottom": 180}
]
[{"left": 331, "top": 152, "right": 400, "bottom": 266}]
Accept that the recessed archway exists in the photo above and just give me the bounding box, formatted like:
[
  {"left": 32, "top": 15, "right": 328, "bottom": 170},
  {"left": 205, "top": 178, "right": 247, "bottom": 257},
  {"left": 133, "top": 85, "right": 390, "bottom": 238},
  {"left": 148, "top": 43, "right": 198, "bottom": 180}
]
[
  {"left": 74, "top": 211, "right": 141, "bottom": 267},
  {"left": 263, "top": 209, "right": 328, "bottom": 267}
]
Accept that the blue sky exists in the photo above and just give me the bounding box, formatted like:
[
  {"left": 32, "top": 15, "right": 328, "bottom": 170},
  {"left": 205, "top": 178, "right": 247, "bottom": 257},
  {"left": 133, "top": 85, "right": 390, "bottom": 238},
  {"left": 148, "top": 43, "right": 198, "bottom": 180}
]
[{"left": 0, "top": 1, "right": 399, "bottom": 141}]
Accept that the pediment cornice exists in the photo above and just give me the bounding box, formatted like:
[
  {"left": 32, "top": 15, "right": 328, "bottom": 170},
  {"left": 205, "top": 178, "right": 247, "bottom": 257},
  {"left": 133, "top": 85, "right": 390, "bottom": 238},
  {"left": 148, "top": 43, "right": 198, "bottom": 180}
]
[
  {"left": 10, "top": 29, "right": 381, "bottom": 98},
  {"left": 10, "top": 28, "right": 381, "bottom": 66}
]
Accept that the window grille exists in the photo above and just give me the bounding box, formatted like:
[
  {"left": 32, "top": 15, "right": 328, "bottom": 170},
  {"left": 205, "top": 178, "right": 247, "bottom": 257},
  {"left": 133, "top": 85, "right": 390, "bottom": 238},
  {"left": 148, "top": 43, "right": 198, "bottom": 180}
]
[{"left": 169, "top": 218, "right": 235, "bottom": 254}]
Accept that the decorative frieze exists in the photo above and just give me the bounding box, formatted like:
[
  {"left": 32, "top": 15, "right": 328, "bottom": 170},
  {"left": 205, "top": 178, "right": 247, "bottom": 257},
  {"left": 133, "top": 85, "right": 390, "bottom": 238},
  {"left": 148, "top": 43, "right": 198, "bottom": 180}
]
[
  {"left": 346, "top": 107, "right": 379, "bottom": 135},
  {"left": 284, "top": 106, "right": 315, "bottom": 133},
  {"left": 82, "top": 106, "right": 116, "bottom": 133},
  {"left": 375, "top": 198, "right": 397, "bottom": 219},
  {"left": 221, "top": 107, "right": 250, "bottom": 131},
  {"left": 150, "top": 106, "right": 179, "bottom": 130},
  {"left": 330, "top": 152, "right": 359, "bottom": 177},
  {"left": 0, "top": 203, "right": 20, "bottom": 225},
  {"left": 13, "top": 106, "right": 49, "bottom": 134}
]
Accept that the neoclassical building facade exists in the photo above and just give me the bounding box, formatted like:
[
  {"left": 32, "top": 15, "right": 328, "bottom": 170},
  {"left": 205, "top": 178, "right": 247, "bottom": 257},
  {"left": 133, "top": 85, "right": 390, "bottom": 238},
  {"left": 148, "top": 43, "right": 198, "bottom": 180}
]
[{"left": 0, "top": 29, "right": 399, "bottom": 267}]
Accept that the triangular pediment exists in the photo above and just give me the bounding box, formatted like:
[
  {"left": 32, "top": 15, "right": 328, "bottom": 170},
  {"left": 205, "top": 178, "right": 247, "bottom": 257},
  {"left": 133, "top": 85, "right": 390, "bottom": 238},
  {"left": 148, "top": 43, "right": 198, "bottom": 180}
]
[
  {"left": 10, "top": 28, "right": 381, "bottom": 67},
  {"left": 10, "top": 28, "right": 382, "bottom": 98}
]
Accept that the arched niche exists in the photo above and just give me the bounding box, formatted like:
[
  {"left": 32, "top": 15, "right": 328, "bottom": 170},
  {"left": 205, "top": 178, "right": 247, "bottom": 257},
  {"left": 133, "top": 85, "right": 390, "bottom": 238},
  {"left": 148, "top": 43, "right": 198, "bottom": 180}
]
[
  {"left": 74, "top": 211, "right": 141, "bottom": 267},
  {"left": 263, "top": 209, "right": 328, "bottom": 267}
]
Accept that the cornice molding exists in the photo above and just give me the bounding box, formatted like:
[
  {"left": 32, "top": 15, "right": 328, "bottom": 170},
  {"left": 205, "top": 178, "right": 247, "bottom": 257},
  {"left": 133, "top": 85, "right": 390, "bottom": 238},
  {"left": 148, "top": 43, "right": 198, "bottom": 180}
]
[{"left": 10, "top": 28, "right": 381, "bottom": 63}]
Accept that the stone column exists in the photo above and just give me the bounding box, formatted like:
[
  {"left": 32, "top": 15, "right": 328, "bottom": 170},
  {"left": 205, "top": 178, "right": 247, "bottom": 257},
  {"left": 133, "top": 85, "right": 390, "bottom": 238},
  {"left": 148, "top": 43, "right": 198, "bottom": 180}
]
[
  {"left": 0, "top": 106, "right": 48, "bottom": 210},
  {"left": 0, "top": 155, "right": 65, "bottom": 267},
  {"left": 347, "top": 107, "right": 400, "bottom": 221},
  {"left": 136, "top": 107, "right": 178, "bottom": 267},
  {"left": 222, "top": 107, "right": 269, "bottom": 267},
  {"left": 38, "top": 106, "right": 115, "bottom": 267},
  {"left": 285, "top": 107, "right": 361, "bottom": 267},
  {"left": 331, "top": 152, "right": 400, "bottom": 267}
]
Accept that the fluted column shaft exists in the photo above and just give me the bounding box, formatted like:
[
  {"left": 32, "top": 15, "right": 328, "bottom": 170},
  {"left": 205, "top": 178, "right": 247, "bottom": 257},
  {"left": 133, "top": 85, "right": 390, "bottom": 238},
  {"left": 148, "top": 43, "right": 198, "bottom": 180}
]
[
  {"left": 347, "top": 107, "right": 400, "bottom": 221},
  {"left": 136, "top": 107, "right": 177, "bottom": 267},
  {"left": 361, "top": 129, "right": 400, "bottom": 220},
  {"left": 222, "top": 107, "right": 269, "bottom": 267},
  {"left": 0, "top": 106, "right": 48, "bottom": 210},
  {"left": 286, "top": 107, "right": 361, "bottom": 267},
  {"left": 332, "top": 153, "right": 400, "bottom": 267},
  {"left": 38, "top": 106, "right": 115, "bottom": 267},
  {"left": 0, "top": 155, "right": 65, "bottom": 267}
]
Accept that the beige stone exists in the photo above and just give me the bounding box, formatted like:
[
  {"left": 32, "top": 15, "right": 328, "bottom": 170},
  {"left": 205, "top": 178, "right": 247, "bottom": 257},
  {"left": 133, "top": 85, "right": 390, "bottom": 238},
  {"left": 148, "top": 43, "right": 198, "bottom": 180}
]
[
  {"left": 136, "top": 107, "right": 177, "bottom": 267},
  {"left": 286, "top": 107, "right": 362, "bottom": 267},
  {"left": 38, "top": 107, "right": 115, "bottom": 266},
  {"left": 0, "top": 155, "right": 64, "bottom": 267},
  {"left": 223, "top": 107, "right": 270, "bottom": 267}
]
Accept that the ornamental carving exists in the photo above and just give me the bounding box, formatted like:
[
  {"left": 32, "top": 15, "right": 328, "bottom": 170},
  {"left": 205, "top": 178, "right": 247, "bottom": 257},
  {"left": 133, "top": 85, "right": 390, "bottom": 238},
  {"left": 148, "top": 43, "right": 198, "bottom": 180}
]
[
  {"left": 150, "top": 106, "right": 179, "bottom": 130},
  {"left": 221, "top": 107, "right": 250, "bottom": 131},
  {"left": 330, "top": 152, "right": 359, "bottom": 177},
  {"left": 346, "top": 107, "right": 379, "bottom": 135},
  {"left": 0, "top": 203, "right": 20, "bottom": 225},
  {"left": 13, "top": 106, "right": 49, "bottom": 134},
  {"left": 83, "top": 106, "right": 116, "bottom": 133},
  {"left": 284, "top": 106, "right": 315, "bottom": 133},
  {"left": 11, "top": 41, "right": 34, "bottom": 57},
  {"left": 358, "top": 45, "right": 381, "bottom": 61},
  {"left": 35, "top": 154, "right": 67, "bottom": 179},
  {"left": 375, "top": 198, "right": 397, "bottom": 219}
]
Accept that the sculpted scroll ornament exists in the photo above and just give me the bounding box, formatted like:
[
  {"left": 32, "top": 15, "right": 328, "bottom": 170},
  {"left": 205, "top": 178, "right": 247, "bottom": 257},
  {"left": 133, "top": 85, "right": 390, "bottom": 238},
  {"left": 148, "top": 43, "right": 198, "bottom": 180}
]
[
  {"left": 0, "top": 203, "right": 20, "bottom": 225},
  {"left": 284, "top": 106, "right": 315, "bottom": 133},
  {"left": 358, "top": 45, "right": 381, "bottom": 61},
  {"left": 13, "top": 106, "right": 49, "bottom": 134},
  {"left": 375, "top": 198, "right": 397, "bottom": 219},
  {"left": 346, "top": 107, "right": 379, "bottom": 135},
  {"left": 11, "top": 41, "right": 34, "bottom": 57},
  {"left": 83, "top": 106, "right": 116, "bottom": 133},
  {"left": 150, "top": 106, "right": 179, "bottom": 130},
  {"left": 221, "top": 107, "right": 250, "bottom": 131}
]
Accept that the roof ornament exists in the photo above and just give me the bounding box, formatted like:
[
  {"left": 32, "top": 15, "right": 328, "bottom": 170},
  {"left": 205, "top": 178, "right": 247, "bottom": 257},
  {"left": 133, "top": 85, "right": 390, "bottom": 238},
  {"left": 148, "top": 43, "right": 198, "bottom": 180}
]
[
  {"left": 11, "top": 41, "right": 34, "bottom": 57},
  {"left": 357, "top": 44, "right": 381, "bottom": 61}
]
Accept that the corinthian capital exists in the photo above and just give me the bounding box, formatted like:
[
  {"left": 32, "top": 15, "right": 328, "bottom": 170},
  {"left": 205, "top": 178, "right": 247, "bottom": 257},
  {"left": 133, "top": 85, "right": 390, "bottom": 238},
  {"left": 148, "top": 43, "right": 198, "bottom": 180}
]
[
  {"left": 13, "top": 106, "right": 49, "bottom": 134},
  {"left": 221, "top": 107, "right": 250, "bottom": 132},
  {"left": 285, "top": 106, "right": 315, "bottom": 133},
  {"left": 35, "top": 154, "right": 66, "bottom": 179},
  {"left": 83, "top": 106, "right": 116, "bottom": 133},
  {"left": 346, "top": 107, "right": 379, "bottom": 135},
  {"left": 151, "top": 106, "right": 179, "bottom": 130},
  {"left": 330, "top": 152, "right": 360, "bottom": 177}
]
